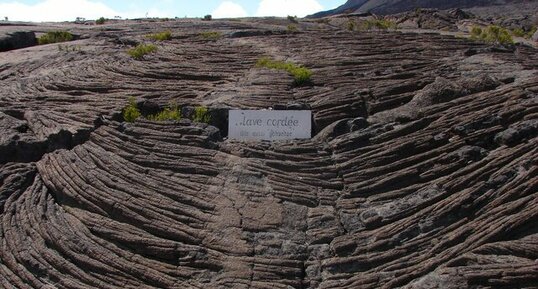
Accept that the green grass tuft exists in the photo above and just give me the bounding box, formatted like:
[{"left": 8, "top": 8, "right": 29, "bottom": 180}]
[
  {"left": 200, "top": 31, "right": 222, "bottom": 40},
  {"left": 359, "top": 19, "right": 398, "bottom": 31},
  {"left": 147, "top": 31, "right": 172, "bottom": 41},
  {"left": 346, "top": 19, "right": 356, "bottom": 31},
  {"left": 193, "top": 106, "right": 211, "bottom": 123},
  {"left": 123, "top": 97, "right": 141, "bottom": 122},
  {"left": 256, "top": 57, "right": 312, "bottom": 85},
  {"left": 147, "top": 104, "right": 182, "bottom": 122},
  {"left": 286, "top": 24, "right": 298, "bottom": 33},
  {"left": 470, "top": 25, "right": 514, "bottom": 45},
  {"left": 96, "top": 17, "right": 106, "bottom": 25},
  {"left": 38, "top": 31, "right": 74, "bottom": 45},
  {"left": 512, "top": 26, "right": 538, "bottom": 39},
  {"left": 512, "top": 26, "right": 537, "bottom": 39},
  {"left": 127, "top": 43, "right": 158, "bottom": 60},
  {"left": 471, "top": 26, "right": 483, "bottom": 37}
]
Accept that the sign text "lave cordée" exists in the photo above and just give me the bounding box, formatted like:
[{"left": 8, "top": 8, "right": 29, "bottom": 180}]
[{"left": 228, "top": 110, "right": 311, "bottom": 140}]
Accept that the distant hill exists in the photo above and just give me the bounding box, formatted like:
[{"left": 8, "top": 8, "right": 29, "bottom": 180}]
[{"left": 308, "top": 0, "right": 527, "bottom": 17}]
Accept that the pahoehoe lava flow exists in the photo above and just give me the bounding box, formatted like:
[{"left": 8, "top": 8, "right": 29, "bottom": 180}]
[{"left": 0, "top": 15, "right": 537, "bottom": 289}]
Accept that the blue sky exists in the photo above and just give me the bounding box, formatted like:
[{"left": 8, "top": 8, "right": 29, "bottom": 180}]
[{"left": 0, "top": 0, "right": 343, "bottom": 22}]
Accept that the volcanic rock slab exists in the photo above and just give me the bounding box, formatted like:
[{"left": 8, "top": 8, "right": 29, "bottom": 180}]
[
  {"left": 0, "top": 31, "right": 37, "bottom": 52},
  {"left": 0, "top": 17, "right": 537, "bottom": 289}
]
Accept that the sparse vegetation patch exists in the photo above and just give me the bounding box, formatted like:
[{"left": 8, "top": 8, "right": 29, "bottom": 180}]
[
  {"left": 511, "top": 28, "right": 525, "bottom": 37},
  {"left": 127, "top": 43, "right": 158, "bottom": 60},
  {"left": 529, "top": 26, "right": 538, "bottom": 38},
  {"left": 470, "top": 25, "right": 514, "bottom": 45},
  {"left": 147, "top": 104, "right": 182, "bottom": 121},
  {"left": 122, "top": 99, "right": 212, "bottom": 124},
  {"left": 147, "top": 31, "right": 172, "bottom": 41},
  {"left": 256, "top": 57, "right": 312, "bottom": 85},
  {"left": 346, "top": 19, "right": 356, "bottom": 31},
  {"left": 193, "top": 106, "right": 211, "bottom": 123},
  {"left": 286, "top": 24, "right": 298, "bottom": 33},
  {"left": 38, "top": 31, "right": 74, "bottom": 45},
  {"left": 511, "top": 26, "right": 537, "bottom": 39},
  {"left": 359, "top": 19, "right": 398, "bottom": 31},
  {"left": 200, "top": 31, "right": 222, "bottom": 40},
  {"left": 123, "top": 97, "right": 141, "bottom": 122},
  {"left": 58, "top": 44, "right": 81, "bottom": 52},
  {"left": 96, "top": 17, "right": 106, "bottom": 25}
]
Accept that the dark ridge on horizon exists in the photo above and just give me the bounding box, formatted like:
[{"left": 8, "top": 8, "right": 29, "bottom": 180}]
[{"left": 308, "top": 0, "right": 531, "bottom": 17}]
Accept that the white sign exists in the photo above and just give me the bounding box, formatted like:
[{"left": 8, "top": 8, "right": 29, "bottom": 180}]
[{"left": 229, "top": 110, "right": 311, "bottom": 140}]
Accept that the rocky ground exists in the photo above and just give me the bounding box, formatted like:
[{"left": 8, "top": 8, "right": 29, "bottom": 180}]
[{"left": 0, "top": 15, "right": 537, "bottom": 289}]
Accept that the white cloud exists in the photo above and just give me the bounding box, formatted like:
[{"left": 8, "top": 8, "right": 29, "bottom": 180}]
[
  {"left": 255, "top": 0, "right": 324, "bottom": 17},
  {"left": 212, "top": 1, "right": 248, "bottom": 19},
  {"left": 0, "top": 0, "right": 171, "bottom": 22}
]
